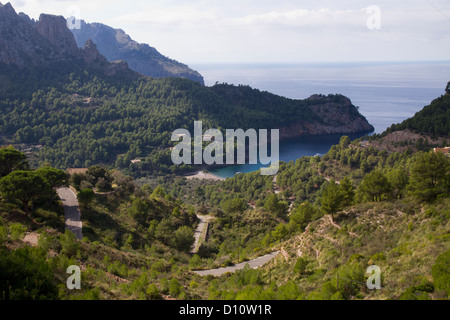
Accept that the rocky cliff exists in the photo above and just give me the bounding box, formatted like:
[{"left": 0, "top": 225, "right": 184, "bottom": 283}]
[
  {"left": 0, "top": 2, "right": 55, "bottom": 68},
  {"left": 71, "top": 20, "right": 205, "bottom": 85},
  {"left": 36, "top": 13, "right": 80, "bottom": 58},
  {"left": 0, "top": 3, "right": 134, "bottom": 77},
  {"left": 279, "top": 95, "right": 374, "bottom": 138},
  {"left": 82, "top": 38, "right": 106, "bottom": 64},
  {"left": 211, "top": 84, "right": 374, "bottom": 139}
]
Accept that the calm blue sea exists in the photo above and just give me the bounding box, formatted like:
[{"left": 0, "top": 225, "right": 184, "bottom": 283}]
[{"left": 191, "top": 61, "right": 450, "bottom": 178}]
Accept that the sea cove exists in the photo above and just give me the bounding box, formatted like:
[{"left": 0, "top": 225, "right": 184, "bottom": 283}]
[{"left": 210, "top": 132, "right": 367, "bottom": 178}]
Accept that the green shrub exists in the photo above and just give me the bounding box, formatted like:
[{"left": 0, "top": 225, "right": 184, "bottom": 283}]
[
  {"left": 146, "top": 283, "right": 160, "bottom": 299},
  {"left": 293, "top": 257, "right": 308, "bottom": 275},
  {"left": 169, "top": 278, "right": 181, "bottom": 297},
  {"left": 0, "top": 225, "right": 7, "bottom": 244},
  {"left": 9, "top": 223, "right": 27, "bottom": 241},
  {"left": 0, "top": 247, "right": 58, "bottom": 299},
  {"left": 160, "top": 277, "right": 169, "bottom": 294},
  {"left": 59, "top": 230, "right": 80, "bottom": 258},
  {"left": 432, "top": 250, "right": 450, "bottom": 297}
]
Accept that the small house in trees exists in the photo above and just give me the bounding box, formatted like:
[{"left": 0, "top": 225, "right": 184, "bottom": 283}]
[{"left": 433, "top": 147, "right": 450, "bottom": 156}]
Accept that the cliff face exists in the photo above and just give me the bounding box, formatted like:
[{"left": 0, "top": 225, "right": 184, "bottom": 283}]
[
  {"left": 36, "top": 14, "right": 80, "bottom": 58},
  {"left": 0, "top": 2, "right": 54, "bottom": 68},
  {"left": 0, "top": 3, "right": 134, "bottom": 77},
  {"left": 211, "top": 84, "right": 374, "bottom": 139},
  {"left": 71, "top": 20, "right": 205, "bottom": 85},
  {"left": 82, "top": 38, "right": 106, "bottom": 64},
  {"left": 279, "top": 95, "right": 374, "bottom": 138}
]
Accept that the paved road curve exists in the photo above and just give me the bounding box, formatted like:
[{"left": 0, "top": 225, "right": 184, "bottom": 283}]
[
  {"left": 191, "top": 215, "right": 210, "bottom": 254},
  {"left": 57, "top": 187, "right": 83, "bottom": 240},
  {"left": 193, "top": 251, "right": 280, "bottom": 276}
]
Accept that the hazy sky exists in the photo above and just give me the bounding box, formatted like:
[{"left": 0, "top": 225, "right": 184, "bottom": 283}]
[{"left": 7, "top": 0, "right": 450, "bottom": 64}]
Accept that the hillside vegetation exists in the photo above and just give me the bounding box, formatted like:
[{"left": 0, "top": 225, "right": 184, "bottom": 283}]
[
  {"left": 382, "top": 94, "right": 450, "bottom": 138},
  {"left": 0, "top": 65, "right": 372, "bottom": 175},
  {"left": 1, "top": 88, "right": 448, "bottom": 299}
]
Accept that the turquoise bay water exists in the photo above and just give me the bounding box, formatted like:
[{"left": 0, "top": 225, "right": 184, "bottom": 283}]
[
  {"left": 190, "top": 61, "right": 450, "bottom": 178},
  {"left": 209, "top": 132, "right": 365, "bottom": 179}
]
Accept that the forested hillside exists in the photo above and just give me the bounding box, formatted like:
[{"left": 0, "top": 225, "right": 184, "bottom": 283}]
[
  {"left": 383, "top": 94, "right": 450, "bottom": 138},
  {"left": 0, "top": 87, "right": 448, "bottom": 300},
  {"left": 0, "top": 3, "right": 374, "bottom": 176},
  {"left": 0, "top": 64, "right": 373, "bottom": 174},
  {"left": 137, "top": 89, "right": 449, "bottom": 300},
  {"left": 0, "top": 3, "right": 448, "bottom": 302}
]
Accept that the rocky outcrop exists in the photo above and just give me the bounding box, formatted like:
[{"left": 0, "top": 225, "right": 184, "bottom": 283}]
[
  {"left": 0, "top": 2, "right": 52, "bottom": 68},
  {"left": 279, "top": 95, "right": 374, "bottom": 138},
  {"left": 36, "top": 14, "right": 80, "bottom": 58},
  {"left": 105, "top": 60, "right": 129, "bottom": 76},
  {"left": 0, "top": 3, "right": 83, "bottom": 67},
  {"left": 0, "top": 3, "right": 135, "bottom": 77},
  {"left": 81, "top": 39, "right": 130, "bottom": 76},
  {"left": 82, "top": 38, "right": 106, "bottom": 64},
  {"left": 71, "top": 20, "right": 205, "bottom": 85}
]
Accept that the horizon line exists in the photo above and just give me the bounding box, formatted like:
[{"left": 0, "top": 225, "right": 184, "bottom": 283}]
[{"left": 189, "top": 60, "right": 450, "bottom": 66}]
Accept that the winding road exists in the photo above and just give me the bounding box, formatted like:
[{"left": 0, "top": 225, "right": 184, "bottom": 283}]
[
  {"left": 57, "top": 187, "right": 83, "bottom": 240},
  {"left": 193, "top": 251, "right": 280, "bottom": 276},
  {"left": 191, "top": 215, "right": 210, "bottom": 254},
  {"left": 55, "top": 187, "right": 279, "bottom": 275}
]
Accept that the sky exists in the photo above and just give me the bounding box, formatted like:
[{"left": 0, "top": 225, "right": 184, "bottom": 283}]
[{"left": 6, "top": 0, "right": 450, "bottom": 64}]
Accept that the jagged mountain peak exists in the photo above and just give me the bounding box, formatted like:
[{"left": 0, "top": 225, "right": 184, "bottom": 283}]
[
  {"left": 0, "top": 2, "right": 15, "bottom": 13},
  {"left": 82, "top": 38, "right": 106, "bottom": 63},
  {"left": 71, "top": 20, "right": 205, "bottom": 84},
  {"left": 36, "top": 13, "right": 80, "bottom": 57},
  {"left": 0, "top": 3, "right": 203, "bottom": 84},
  {"left": 0, "top": 3, "right": 135, "bottom": 77}
]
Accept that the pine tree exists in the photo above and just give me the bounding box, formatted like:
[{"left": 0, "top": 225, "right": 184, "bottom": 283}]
[
  {"left": 410, "top": 151, "right": 449, "bottom": 201},
  {"left": 340, "top": 177, "right": 355, "bottom": 206},
  {"left": 321, "top": 179, "right": 344, "bottom": 219},
  {"left": 358, "top": 170, "right": 391, "bottom": 202}
]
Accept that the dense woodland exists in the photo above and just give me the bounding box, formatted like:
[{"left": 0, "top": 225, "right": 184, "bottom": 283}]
[
  {"left": 1, "top": 87, "right": 448, "bottom": 300},
  {"left": 0, "top": 61, "right": 365, "bottom": 176},
  {"left": 0, "top": 56, "right": 449, "bottom": 300},
  {"left": 0, "top": 2, "right": 448, "bottom": 302}
]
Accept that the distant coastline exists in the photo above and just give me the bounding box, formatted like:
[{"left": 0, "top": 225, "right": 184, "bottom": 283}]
[{"left": 193, "top": 61, "right": 450, "bottom": 134}]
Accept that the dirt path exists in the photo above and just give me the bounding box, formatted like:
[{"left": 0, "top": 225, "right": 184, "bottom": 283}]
[
  {"left": 272, "top": 174, "right": 281, "bottom": 194},
  {"left": 193, "top": 251, "right": 280, "bottom": 276},
  {"left": 57, "top": 187, "right": 83, "bottom": 240}
]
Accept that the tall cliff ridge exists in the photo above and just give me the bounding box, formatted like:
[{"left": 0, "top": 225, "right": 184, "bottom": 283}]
[
  {"left": 211, "top": 84, "right": 374, "bottom": 138},
  {"left": 0, "top": 2, "right": 55, "bottom": 68},
  {"left": 0, "top": 3, "right": 134, "bottom": 77},
  {"left": 280, "top": 94, "right": 375, "bottom": 137},
  {"left": 70, "top": 20, "right": 205, "bottom": 85},
  {"left": 36, "top": 13, "right": 80, "bottom": 58}
]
